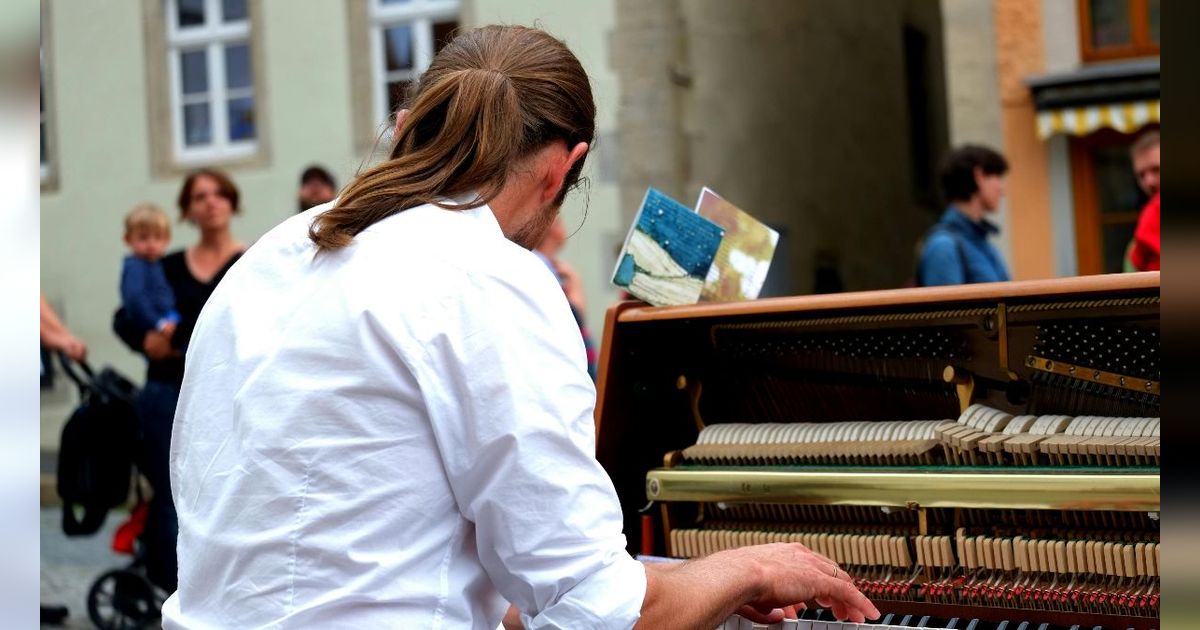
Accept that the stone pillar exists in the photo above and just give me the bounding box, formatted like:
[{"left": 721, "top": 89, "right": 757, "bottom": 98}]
[
  {"left": 611, "top": 0, "right": 689, "bottom": 226},
  {"left": 939, "top": 0, "right": 1010, "bottom": 265},
  {"left": 995, "top": 0, "right": 1054, "bottom": 280}
]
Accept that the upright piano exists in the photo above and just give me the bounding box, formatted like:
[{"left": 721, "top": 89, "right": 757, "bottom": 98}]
[{"left": 595, "top": 273, "right": 1160, "bottom": 630}]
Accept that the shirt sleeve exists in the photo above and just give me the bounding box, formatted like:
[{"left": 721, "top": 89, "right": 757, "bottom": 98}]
[
  {"left": 919, "top": 234, "right": 965, "bottom": 286},
  {"left": 403, "top": 268, "right": 646, "bottom": 630}
]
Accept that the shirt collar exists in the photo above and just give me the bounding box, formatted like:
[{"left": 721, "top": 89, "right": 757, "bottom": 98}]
[
  {"left": 943, "top": 206, "right": 1000, "bottom": 237},
  {"left": 437, "top": 193, "right": 505, "bottom": 240}
]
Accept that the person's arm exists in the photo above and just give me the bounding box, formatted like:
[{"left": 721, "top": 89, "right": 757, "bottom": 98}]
[
  {"left": 40, "top": 295, "right": 87, "bottom": 361},
  {"left": 918, "top": 234, "right": 965, "bottom": 286},
  {"left": 112, "top": 301, "right": 177, "bottom": 361},
  {"left": 502, "top": 544, "right": 878, "bottom": 630},
  {"left": 637, "top": 544, "right": 877, "bottom": 629},
  {"left": 553, "top": 258, "right": 586, "bottom": 313},
  {"left": 406, "top": 267, "right": 877, "bottom": 629},
  {"left": 408, "top": 270, "right": 645, "bottom": 629}
]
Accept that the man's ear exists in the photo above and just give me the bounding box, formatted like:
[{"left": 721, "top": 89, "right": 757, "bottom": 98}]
[
  {"left": 393, "top": 109, "right": 411, "bottom": 137},
  {"left": 542, "top": 141, "right": 590, "bottom": 203}
]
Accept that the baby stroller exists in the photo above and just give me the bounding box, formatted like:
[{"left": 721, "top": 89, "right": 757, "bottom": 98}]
[
  {"left": 54, "top": 354, "right": 166, "bottom": 628},
  {"left": 86, "top": 497, "right": 168, "bottom": 629}
]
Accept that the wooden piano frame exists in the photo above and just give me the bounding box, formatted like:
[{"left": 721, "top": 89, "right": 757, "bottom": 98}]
[{"left": 594, "top": 272, "right": 1160, "bottom": 630}]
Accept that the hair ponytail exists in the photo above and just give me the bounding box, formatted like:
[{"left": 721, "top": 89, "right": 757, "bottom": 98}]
[{"left": 310, "top": 26, "right": 595, "bottom": 250}]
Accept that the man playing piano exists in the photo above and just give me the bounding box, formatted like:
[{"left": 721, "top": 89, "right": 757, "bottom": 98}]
[{"left": 163, "top": 25, "right": 878, "bottom": 630}]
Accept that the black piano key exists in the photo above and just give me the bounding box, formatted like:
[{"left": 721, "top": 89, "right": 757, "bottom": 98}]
[
  {"left": 918, "top": 616, "right": 932, "bottom": 628},
  {"left": 900, "top": 615, "right": 913, "bottom": 626},
  {"left": 1015, "top": 623, "right": 1029, "bottom": 630},
  {"left": 995, "top": 622, "right": 1008, "bottom": 630},
  {"left": 965, "top": 620, "right": 980, "bottom": 630},
  {"left": 944, "top": 617, "right": 959, "bottom": 629}
]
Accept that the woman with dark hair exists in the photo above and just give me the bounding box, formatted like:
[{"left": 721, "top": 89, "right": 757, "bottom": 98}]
[{"left": 114, "top": 168, "right": 245, "bottom": 591}]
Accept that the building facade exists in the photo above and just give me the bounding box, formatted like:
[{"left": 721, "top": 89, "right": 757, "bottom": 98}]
[
  {"left": 38, "top": 0, "right": 623, "bottom": 442},
  {"left": 1012, "top": 0, "right": 1160, "bottom": 278},
  {"left": 39, "top": 0, "right": 1159, "bottom": 413},
  {"left": 607, "top": 0, "right": 1159, "bottom": 293},
  {"left": 40, "top": 0, "right": 622, "bottom": 390}
]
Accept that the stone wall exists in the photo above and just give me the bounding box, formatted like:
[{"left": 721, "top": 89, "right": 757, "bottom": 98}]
[{"left": 613, "top": 0, "right": 950, "bottom": 295}]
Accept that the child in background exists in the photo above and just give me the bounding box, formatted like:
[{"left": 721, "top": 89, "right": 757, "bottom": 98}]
[{"left": 121, "top": 204, "right": 179, "bottom": 336}]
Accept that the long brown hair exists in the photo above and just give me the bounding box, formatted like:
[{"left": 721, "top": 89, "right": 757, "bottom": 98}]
[{"left": 309, "top": 25, "right": 596, "bottom": 250}]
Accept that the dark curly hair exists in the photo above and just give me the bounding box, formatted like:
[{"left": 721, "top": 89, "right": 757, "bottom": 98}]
[{"left": 938, "top": 145, "right": 1008, "bottom": 203}]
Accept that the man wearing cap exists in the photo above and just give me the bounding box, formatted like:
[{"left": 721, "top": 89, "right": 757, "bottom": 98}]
[{"left": 298, "top": 165, "right": 338, "bottom": 213}]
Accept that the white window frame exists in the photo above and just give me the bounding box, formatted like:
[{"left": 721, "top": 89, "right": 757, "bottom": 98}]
[
  {"left": 369, "top": 0, "right": 459, "bottom": 125},
  {"left": 164, "top": 0, "right": 256, "bottom": 164}
]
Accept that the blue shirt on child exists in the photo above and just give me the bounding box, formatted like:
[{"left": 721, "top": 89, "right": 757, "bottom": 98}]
[{"left": 121, "top": 255, "right": 180, "bottom": 333}]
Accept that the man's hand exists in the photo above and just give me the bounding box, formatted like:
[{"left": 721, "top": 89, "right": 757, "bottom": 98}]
[
  {"left": 636, "top": 542, "right": 879, "bottom": 630},
  {"left": 732, "top": 543, "right": 875, "bottom": 623}
]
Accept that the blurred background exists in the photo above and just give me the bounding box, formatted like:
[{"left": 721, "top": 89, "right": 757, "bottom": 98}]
[{"left": 32, "top": 0, "right": 1166, "bottom": 626}]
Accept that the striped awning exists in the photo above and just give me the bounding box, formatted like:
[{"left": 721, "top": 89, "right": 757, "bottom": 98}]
[{"left": 1036, "top": 100, "right": 1159, "bottom": 139}]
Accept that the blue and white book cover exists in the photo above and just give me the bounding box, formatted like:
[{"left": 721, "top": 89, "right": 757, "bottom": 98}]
[{"left": 611, "top": 188, "right": 725, "bottom": 306}]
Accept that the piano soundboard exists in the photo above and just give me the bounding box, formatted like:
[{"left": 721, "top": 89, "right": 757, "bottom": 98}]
[{"left": 596, "top": 273, "right": 1160, "bottom": 630}]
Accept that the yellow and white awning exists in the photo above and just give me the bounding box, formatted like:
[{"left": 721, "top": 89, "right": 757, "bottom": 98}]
[{"left": 1036, "top": 100, "right": 1159, "bottom": 139}]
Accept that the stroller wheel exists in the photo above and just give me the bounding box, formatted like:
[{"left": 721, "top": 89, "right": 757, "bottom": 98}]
[{"left": 86, "top": 568, "right": 160, "bottom": 630}]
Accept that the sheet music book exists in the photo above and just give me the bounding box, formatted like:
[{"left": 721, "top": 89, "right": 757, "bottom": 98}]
[
  {"left": 611, "top": 188, "right": 725, "bottom": 307},
  {"left": 693, "top": 187, "right": 779, "bottom": 302}
]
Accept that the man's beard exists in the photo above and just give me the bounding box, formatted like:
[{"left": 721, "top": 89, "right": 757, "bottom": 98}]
[{"left": 507, "top": 201, "right": 560, "bottom": 250}]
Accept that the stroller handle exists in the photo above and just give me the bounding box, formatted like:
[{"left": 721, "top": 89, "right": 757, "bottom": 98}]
[{"left": 57, "top": 351, "right": 96, "bottom": 393}]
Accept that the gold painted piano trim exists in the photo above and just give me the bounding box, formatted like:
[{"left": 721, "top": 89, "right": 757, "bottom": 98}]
[
  {"left": 645, "top": 468, "right": 1159, "bottom": 512},
  {"left": 1026, "top": 355, "right": 1160, "bottom": 395}
]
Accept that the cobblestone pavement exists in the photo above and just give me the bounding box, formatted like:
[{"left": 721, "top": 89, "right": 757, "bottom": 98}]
[{"left": 40, "top": 507, "right": 126, "bottom": 629}]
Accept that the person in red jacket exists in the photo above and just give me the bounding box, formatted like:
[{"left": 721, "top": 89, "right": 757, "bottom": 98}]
[
  {"left": 1125, "top": 131, "right": 1160, "bottom": 272},
  {"left": 1128, "top": 192, "right": 1159, "bottom": 271}
]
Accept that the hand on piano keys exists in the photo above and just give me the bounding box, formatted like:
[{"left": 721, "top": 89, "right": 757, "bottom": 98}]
[{"left": 719, "top": 614, "right": 945, "bottom": 629}]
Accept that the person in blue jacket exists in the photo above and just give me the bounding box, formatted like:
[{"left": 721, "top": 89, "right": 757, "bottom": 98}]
[{"left": 917, "top": 145, "right": 1011, "bottom": 286}]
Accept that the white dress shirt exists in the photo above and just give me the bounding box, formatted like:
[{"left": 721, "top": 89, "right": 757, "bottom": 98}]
[{"left": 161, "top": 200, "right": 646, "bottom": 629}]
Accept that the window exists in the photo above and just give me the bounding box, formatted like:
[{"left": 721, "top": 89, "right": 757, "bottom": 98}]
[
  {"left": 1069, "top": 126, "right": 1156, "bottom": 274},
  {"left": 369, "top": 0, "right": 460, "bottom": 124},
  {"left": 1078, "top": 0, "right": 1160, "bottom": 62},
  {"left": 165, "top": 0, "right": 256, "bottom": 163}
]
